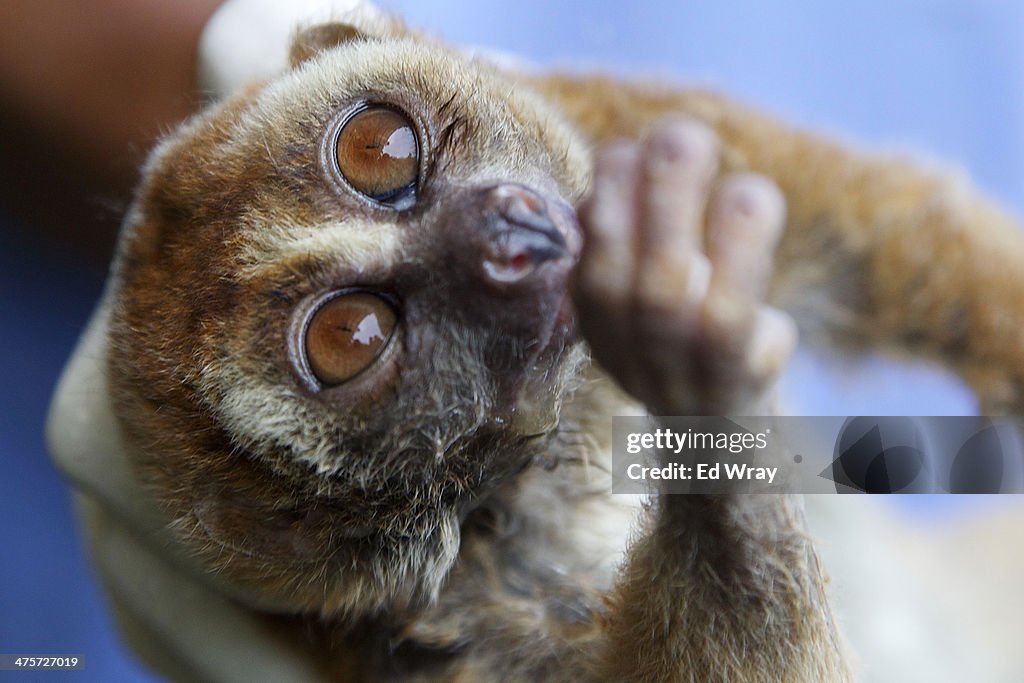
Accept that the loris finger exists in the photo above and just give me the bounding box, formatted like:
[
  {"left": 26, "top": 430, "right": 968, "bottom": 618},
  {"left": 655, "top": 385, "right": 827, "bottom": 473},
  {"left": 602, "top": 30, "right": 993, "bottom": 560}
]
[
  {"left": 705, "top": 172, "right": 786, "bottom": 300},
  {"left": 634, "top": 117, "right": 718, "bottom": 314},
  {"left": 702, "top": 173, "right": 796, "bottom": 396},
  {"left": 577, "top": 141, "right": 640, "bottom": 299},
  {"left": 574, "top": 142, "right": 641, "bottom": 377}
]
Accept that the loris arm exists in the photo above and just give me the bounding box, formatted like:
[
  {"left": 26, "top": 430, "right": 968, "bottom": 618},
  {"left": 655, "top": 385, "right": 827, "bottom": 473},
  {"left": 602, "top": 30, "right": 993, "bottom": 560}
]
[
  {"left": 567, "top": 119, "right": 850, "bottom": 682},
  {"left": 533, "top": 75, "right": 1024, "bottom": 414}
]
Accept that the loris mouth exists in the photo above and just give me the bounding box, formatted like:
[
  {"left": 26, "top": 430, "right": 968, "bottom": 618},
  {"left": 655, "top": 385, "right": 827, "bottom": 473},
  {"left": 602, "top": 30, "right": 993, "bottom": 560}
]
[
  {"left": 490, "top": 293, "right": 586, "bottom": 437},
  {"left": 533, "top": 289, "right": 580, "bottom": 356}
]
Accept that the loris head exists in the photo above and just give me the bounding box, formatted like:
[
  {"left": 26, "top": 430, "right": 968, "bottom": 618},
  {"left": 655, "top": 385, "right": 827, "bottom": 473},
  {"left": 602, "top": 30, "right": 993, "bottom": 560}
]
[{"left": 107, "top": 23, "right": 590, "bottom": 615}]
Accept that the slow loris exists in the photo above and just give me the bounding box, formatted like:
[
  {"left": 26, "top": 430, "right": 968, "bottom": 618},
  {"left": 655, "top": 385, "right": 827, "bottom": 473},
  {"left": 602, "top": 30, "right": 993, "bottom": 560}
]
[{"left": 52, "top": 11, "right": 1024, "bottom": 683}]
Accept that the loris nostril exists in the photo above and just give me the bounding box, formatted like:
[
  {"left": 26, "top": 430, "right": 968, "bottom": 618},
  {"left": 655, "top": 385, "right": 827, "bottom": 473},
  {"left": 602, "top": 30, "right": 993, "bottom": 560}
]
[
  {"left": 483, "top": 219, "right": 569, "bottom": 285},
  {"left": 484, "top": 248, "right": 538, "bottom": 284},
  {"left": 485, "top": 261, "right": 532, "bottom": 284},
  {"left": 491, "top": 186, "right": 568, "bottom": 250}
]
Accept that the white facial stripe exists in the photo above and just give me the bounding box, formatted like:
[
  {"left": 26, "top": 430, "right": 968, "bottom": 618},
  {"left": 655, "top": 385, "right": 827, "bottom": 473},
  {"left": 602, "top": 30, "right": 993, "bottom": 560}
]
[
  {"left": 214, "top": 379, "right": 350, "bottom": 475},
  {"left": 236, "top": 220, "right": 405, "bottom": 280}
]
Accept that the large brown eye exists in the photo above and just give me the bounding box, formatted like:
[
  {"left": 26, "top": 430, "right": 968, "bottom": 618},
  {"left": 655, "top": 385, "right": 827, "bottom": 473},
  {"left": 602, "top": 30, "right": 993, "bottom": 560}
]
[
  {"left": 304, "top": 293, "right": 397, "bottom": 386},
  {"left": 335, "top": 106, "right": 419, "bottom": 207}
]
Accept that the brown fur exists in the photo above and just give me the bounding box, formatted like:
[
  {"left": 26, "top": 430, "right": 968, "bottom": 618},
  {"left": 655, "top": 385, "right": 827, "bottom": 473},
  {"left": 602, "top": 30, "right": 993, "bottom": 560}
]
[{"left": 102, "top": 16, "right": 1023, "bottom": 683}]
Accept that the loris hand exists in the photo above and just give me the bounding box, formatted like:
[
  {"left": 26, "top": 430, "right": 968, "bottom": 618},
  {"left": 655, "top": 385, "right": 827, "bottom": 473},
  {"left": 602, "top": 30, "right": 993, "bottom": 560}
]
[{"left": 573, "top": 117, "right": 797, "bottom": 416}]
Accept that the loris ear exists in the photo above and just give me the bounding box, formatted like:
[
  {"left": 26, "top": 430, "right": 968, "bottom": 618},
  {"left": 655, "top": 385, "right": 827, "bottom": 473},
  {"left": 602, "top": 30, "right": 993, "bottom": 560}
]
[
  {"left": 289, "top": 13, "right": 408, "bottom": 68},
  {"left": 289, "top": 23, "right": 364, "bottom": 67}
]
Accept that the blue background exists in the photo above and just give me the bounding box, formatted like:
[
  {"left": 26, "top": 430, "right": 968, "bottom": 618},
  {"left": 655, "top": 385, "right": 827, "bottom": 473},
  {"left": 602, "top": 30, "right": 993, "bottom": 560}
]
[{"left": 3, "top": 1, "right": 1023, "bottom": 680}]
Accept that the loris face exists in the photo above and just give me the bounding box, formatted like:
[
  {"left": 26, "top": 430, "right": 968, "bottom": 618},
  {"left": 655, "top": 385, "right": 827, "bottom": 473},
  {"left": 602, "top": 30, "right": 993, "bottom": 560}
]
[{"left": 107, "top": 34, "right": 591, "bottom": 614}]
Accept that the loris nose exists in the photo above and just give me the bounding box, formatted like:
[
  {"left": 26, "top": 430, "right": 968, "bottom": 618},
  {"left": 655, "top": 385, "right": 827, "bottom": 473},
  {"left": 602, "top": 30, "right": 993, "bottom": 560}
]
[
  {"left": 478, "top": 184, "right": 575, "bottom": 289},
  {"left": 443, "top": 182, "right": 580, "bottom": 347}
]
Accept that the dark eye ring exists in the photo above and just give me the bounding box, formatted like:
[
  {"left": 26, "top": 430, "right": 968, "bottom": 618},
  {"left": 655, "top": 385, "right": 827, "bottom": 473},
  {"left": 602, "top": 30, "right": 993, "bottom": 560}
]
[{"left": 330, "top": 104, "right": 420, "bottom": 209}]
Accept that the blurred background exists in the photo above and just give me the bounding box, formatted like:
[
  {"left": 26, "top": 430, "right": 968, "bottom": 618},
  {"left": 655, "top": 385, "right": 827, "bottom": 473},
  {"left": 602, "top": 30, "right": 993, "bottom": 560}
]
[{"left": 2, "top": 0, "right": 1022, "bottom": 680}]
